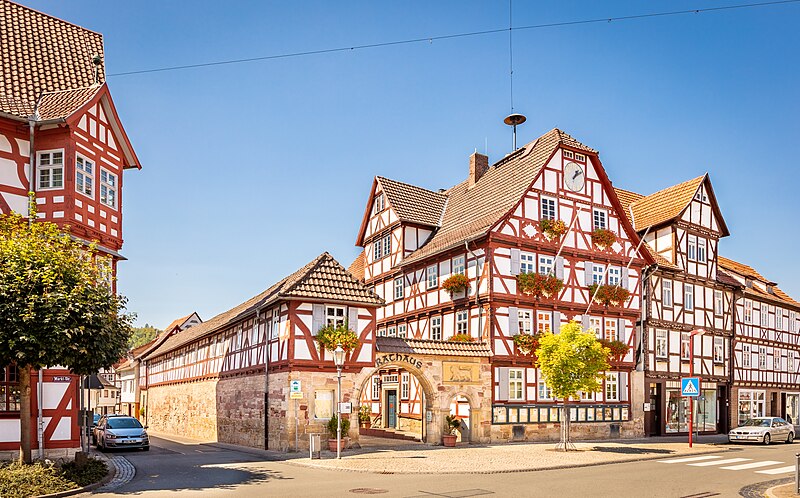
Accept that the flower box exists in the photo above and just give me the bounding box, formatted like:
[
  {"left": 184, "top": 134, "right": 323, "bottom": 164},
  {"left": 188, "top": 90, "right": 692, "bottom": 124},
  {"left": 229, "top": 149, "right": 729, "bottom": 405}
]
[
  {"left": 316, "top": 323, "right": 359, "bottom": 353},
  {"left": 517, "top": 273, "right": 563, "bottom": 299},
  {"left": 539, "top": 219, "right": 569, "bottom": 240},
  {"left": 447, "top": 333, "right": 475, "bottom": 343},
  {"left": 591, "top": 228, "right": 617, "bottom": 249},
  {"left": 598, "top": 339, "right": 631, "bottom": 358},
  {"left": 442, "top": 274, "right": 469, "bottom": 294},
  {"left": 512, "top": 332, "right": 541, "bottom": 356},
  {"left": 587, "top": 284, "right": 630, "bottom": 307}
]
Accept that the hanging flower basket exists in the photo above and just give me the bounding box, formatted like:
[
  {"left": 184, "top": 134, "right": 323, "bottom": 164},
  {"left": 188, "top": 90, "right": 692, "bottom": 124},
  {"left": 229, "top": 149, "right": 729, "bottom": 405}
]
[
  {"left": 517, "top": 273, "right": 564, "bottom": 299},
  {"left": 315, "top": 323, "right": 359, "bottom": 353},
  {"left": 539, "top": 219, "right": 569, "bottom": 241},
  {"left": 591, "top": 228, "right": 617, "bottom": 249},
  {"left": 587, "top": 284, "right": 631, "bottom": 307},
  {"left": 447, "top": 333, "right": 475, "bottom": 343},
  {"left": 513, "top": 332, "right": 542, "bottom": 356},
  {"left": 598, "top": 339, "right": 630, "bottom": 358},
  {"left": 442, "top": 274, "right": 469, "bottom": 294}
]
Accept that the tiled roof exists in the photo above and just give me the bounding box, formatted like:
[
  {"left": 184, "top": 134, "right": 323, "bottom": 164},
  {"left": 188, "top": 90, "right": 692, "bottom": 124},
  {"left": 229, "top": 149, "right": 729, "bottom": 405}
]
[
  {"left": 37, "top": 85, "right": 102, "bottom": 120},
  {"left": 376, "top": 337, "right": 493, "bottom": 357},
  {"left": 347, "top": 250, "right": 366, "bottom": 281},
  {"left": 718, "top": 256, "right": 771, "bottom": 283},
  {"left": 627, "top": 175, "right": 705, "bottom": 231},
  {"left": 377, "top": 177, "right": 448, "bottom": 227},
  {"left": 401, "top": 128, "right": 587, "bottom": 266},
  {"left": 1, "top": 0, "right": 104, "bottom": 119},
  {"left": 718, "top": 256, "right": 800, "bottom": 308},
  {"left": 614, "top": 188, "right": 644, "bottom": 218},
  {"left": 146, "top": 253, "right": 383, "bottom": 359},
  {"left": 716, "top": 268, "right": 743, "bottom": 289},
  {"left": 163, "top": 313, "right": 193, "bottom": 333}
]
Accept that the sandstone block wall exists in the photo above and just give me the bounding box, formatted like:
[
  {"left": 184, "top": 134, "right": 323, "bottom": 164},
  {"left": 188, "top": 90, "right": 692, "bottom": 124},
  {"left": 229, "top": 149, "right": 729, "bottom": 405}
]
[
  {"left": 217, "top": 374, "right": 266, "bottom": 449},
  {"left": 147, "top": 380, "right": 218, "bottom": 441}
]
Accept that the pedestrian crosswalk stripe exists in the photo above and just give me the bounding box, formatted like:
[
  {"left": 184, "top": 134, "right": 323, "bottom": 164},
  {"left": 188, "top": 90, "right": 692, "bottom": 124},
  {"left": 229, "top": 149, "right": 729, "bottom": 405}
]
[
  {"left": 756, "top": 465, "right": 796, "bottom": 475},
  {"left": 720, "top": 460, "right": 783, "bottom": 470},
  {"left": 688, "top": 458, "right": 750, "bottom": 467},
  {"left": 658, "top": 455, "right": 721, "bottom": 464}
]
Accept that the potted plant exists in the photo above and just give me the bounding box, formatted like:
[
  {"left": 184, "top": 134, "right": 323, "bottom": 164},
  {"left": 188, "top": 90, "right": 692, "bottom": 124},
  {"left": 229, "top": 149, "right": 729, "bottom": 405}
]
[
  {"left": 447, "top": 333, "right": 475, "bottom": 343},
  {"left": 358, "top": 405, "right": 372, "bottom": 429},
  {"left": 517, "top": 272, "right": 564, "bottom": 299},
  {"left": 539, "top": 219, "right": 568, "bottom": 240},
  {"left": 591, "top": 228, "right": 617, "bottom": 249},
  {"left": 316, "top": 322, "right": 359, "bottom": 355},
  {"left": 442, "top": 274, "right": 469, "bottom": 295},
  {"left": 513, "top": 332, "right": 542, "bottom": 356},
  {"left": 599, "top": 339, "right": 631, "bottom": 360},
  {"left": 442, "top": 414, "right": 461, "bottom": 447},
  {"left": 587, "top": 284, "right": 630, "bottom": 307},
  {"left": 327, "top": 414, "right": 351, "bottom": 452}
]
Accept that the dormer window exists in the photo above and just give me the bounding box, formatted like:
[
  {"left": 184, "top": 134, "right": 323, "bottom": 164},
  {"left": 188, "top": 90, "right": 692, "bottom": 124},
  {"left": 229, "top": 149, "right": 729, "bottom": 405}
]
[
  {"left": 37, "top": 150, "right": 64, "bottom": 190},
  {"left": 374, "top": 193, "right": 385, "bottom": 213}
]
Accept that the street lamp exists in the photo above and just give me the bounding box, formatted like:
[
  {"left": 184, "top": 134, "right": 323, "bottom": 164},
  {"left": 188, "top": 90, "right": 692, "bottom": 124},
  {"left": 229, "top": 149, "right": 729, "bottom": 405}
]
[
  {"left": 689, "top": 328, "right": 705, "bottom": 448},
  {"left": 333, "top": 343, "right": 346, "bottom": 460}
]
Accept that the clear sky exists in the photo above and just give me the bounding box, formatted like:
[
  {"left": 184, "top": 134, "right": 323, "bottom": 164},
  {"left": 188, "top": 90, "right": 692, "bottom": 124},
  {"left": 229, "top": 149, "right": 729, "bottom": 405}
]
[{"left": 20, "top": 0, "right": 800, "bottom": 329}]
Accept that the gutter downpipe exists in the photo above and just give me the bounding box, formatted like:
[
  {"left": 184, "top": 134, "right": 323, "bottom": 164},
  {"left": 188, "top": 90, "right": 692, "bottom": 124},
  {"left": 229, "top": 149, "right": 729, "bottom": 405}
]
[{"left": 465, "top": 241, "right": 483, "bottom": 336}]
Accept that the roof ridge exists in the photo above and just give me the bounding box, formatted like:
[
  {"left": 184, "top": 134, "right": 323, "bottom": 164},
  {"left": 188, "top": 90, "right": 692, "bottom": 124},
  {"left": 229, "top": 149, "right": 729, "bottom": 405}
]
[
  {"left": 279, "top": 252, "right": 331, "bottom": 296},
  {"left": 631, "top": 174, "right": 706, "bottom": 205},
  {"left": 3, "top": 0, "right": 104, "bottom": 36},
  {"left": 376, "top": 176, "right": 448, "bottom": 198}
]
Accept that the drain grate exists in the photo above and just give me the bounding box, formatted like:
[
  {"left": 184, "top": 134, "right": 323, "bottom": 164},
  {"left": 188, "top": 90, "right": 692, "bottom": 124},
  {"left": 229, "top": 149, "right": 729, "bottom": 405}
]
[{"left": 350, "top": 488, "right": 389, "bottom": 495}]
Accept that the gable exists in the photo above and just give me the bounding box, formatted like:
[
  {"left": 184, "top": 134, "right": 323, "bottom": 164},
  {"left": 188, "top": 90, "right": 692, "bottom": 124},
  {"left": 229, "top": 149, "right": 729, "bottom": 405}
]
[
  {"left": 355, "top": 178, "right": 401, "bottom": 246},
  {"left": 677, "top": 176, "right": 729, "bottom": 236}
]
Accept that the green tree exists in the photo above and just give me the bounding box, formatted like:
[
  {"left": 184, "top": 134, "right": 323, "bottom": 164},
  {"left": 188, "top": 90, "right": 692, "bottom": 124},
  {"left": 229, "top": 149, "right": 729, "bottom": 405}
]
[
  {"left": 0, "top": 207, "right": 133, "bottom": 463},
  {"left": 128, "top": 324, "right": 160, "bottom": 349},
  {"left": 536, "top": 320, "right": 610, "bottom": 451}
]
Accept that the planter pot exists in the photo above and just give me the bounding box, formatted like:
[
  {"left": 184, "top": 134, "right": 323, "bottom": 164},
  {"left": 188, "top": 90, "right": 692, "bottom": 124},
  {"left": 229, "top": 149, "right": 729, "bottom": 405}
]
[
  {"left": 442, "top": 434, "right": 457, "bottom": 447},
  {"left": 360, "top": 421, "right": 371, "bottom": 429},
  {"left": 328, "top": 437, "right": 347, "bottom": 452}
]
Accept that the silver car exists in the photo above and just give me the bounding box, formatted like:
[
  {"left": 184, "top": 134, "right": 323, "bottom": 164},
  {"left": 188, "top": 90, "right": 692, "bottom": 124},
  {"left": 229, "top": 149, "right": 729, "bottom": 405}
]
[
  {"left": 728, "top": 417, "right": 794, "bottom": 445},
  {"left": 93, "top": 415, "right": 150, "bottom": 451}
]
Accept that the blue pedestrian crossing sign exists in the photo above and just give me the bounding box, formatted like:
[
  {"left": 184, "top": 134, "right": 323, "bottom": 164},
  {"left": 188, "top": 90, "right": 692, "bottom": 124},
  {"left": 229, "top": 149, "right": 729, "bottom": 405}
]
[{"left": 681, "top": 377, "right": 700, "bottom": 397}]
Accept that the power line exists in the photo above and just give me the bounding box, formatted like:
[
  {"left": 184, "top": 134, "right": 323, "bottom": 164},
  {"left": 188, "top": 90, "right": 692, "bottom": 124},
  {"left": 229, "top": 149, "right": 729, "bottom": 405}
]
[{"left": 107, "top": 0, "right": 800, "bottom": 77}]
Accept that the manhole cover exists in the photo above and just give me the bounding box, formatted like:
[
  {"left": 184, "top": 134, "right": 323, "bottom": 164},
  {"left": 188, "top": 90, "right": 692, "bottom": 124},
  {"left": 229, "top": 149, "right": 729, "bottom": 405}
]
[{"left": 349, "top": 488, "right": 389, "bottom": 494}]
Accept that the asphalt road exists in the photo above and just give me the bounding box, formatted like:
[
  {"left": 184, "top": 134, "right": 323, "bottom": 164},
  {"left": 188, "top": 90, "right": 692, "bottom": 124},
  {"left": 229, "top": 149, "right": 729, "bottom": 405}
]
[{"left": 87, "top": 436, "right": 800, "bottom": 497}]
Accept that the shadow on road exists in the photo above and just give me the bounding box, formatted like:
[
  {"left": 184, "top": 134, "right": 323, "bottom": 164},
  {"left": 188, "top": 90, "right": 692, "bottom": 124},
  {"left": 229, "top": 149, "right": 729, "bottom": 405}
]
[{"left": 590, "top": 446, "right": 674, "bottom": 455}]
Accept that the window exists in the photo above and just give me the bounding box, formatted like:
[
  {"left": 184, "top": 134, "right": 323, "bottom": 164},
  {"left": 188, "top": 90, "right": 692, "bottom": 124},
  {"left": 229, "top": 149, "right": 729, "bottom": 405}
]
[
  {"left": 537, "top": 311, "right": 552, "bottom": 333},
  {"left": 579, "top": 390, "right": 594, "bottom": 401},
  {"left": 374, "top": 233, "right": 392, "bottom": 260},
  {"left": 687, "top": 236, "right": 697, "bottom": 261},
  {"left": 383, "top": 233, "right": 391, "bottom": 257},
  {"left": 394, "top": 277, "right": 404, "bottom": 301},
  {"left": 777, "top": 309, "right": 784, "bottom": 331},
  {"left": 371, "top": 376, "right": 380, "bottom": 400},
  {"left": 685, "top": 284, "right": 694, "bottom": 311},
  {"left": 713, "top": 337, "right": 724, "bottom": 363},
  {"left": 593, "top": 209, "right": 607, "bottom": 230},
  {"left": 759, "top": 347, "right": 767, "bottom": 369},
  {"left": 663, "top": 280, "right": 673, "bottom": 307},
  {"left": 456, "top": 310, "right": 468, "bottom": 335},
  {"left": 605, "top": 373, "right": 618, "bottom": 401},
  {"left": 401, "top": 372, "right": 410, "bottom": 399},
  {"left": 604, "top": 319, "right": 617, "bottom": 341},
  {"left": 373, "top": 240, "right": 381, "bottom": 260},
  {"left": 326, "top": 306, "right": 345, "bottom": 327},
  {"left": 452, "top": 255, "right": 465, "bottom": 275},
  {"left": 776, "top": 351, "right": 783, "bottom": 372},
  {"left": 714, "top": 290, "right": 723, "bottom": 316},
  {"left": 745, "top": 300, "right": 753, "bottom": 324},
  {"left": 791, "top": 311, "right": 798, "bottom": 333},
  {"left": 431, "top": 316, "right": 442, "bottom": 341},
  {"left": 760, "top": 305, "right": 770, "bottom": 328},
  {"left": 681, "top": 332, "right": 691, "bottom": 360},
  {"left": 377, "top": 328, "right": 386, "bottom": 337},
  {"left": 789, "top": 351, "right": 795, "bottom": 372},
  {"left": 589, "top": 317, "right": 603, "bottom": 338},
  {"left": 75, "top": 154, "right": 94, "bottom": 197},
  {"left": 655, "top": 329, "right": 668, "bottom": 359},
  {"left": 697, "top": 238, "right": 706, "bottom": 263},
  {"left": 541, "top": 197, "right": 556, "bottom": 220},
  {"left": 270, "top": 308, "right": 280, "bottom": 339},
  {"left": 0, "top": 366, "right": 20, "bottom": 412},
  {"left": 743, "top": 344, "right": 751, "bottom": 368},
  {"left": 509, "top": 369, "right": 524, "bottom": 401},
  {"left": 538, "top": 379, "right": 552, "bottom": 400},
  {"left": 387, "top": 326, "right": 396, "bottom": 337},
  {"left": 520, "top": 252, "right": 536, "bottom": 274},
  {"left": 608, "top": 266, "right": 621, "bottom": 286},
  {"left": 313, "top": 390, "right": 334, "bottom": 419},
  {"left": 374, "top": 193, "right": 385, "bottom": 212},
  {"left": 518, "top": 310, "right": 533, "bottom": 335},
  {"left": 426, "top": 265, "right": 438, "bottom": 289},
  {"left": 538, "top": 255, "right": 554, "bottom": 276},
  {"left": 37, "top": 150, "right": 63, "bottom": 189},
  {"left": 563, "top": 150, "right": 574, "bottom": 159},
  {"left": 397, "top": 324, "right": 407, "bottom": 338},
  {"left": 592, "top": 264, "right": 605, "bottom": 285},
  {"left": 100, "top": 169, "right": 117, "bottom": 208}
]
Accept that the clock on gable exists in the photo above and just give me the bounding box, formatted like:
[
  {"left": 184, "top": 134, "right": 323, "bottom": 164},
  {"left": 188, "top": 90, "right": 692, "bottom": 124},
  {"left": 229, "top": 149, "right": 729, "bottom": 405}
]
[{"left": 564, "top": 162, "right": 585, "bottom": 192}]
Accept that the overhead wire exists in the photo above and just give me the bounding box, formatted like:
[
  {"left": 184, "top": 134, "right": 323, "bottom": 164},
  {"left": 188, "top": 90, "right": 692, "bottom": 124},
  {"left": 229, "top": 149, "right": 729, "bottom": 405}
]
[{"left": 107, "top": 0, "right": 800, "bottom": 77}]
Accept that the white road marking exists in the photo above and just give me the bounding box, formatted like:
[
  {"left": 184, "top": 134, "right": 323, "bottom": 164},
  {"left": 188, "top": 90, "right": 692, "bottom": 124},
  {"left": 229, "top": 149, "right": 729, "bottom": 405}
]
[
  {"left": 756, "top": 465, "right": 796, "bottom": 475},
  {"left": 688, "top": 458, "right": 751, "bottom": 467},
  {"left": 658, "top": 455, "right": 722, "bottom": 464},
  {"left": 720, "top": 460, "right": 784, "bottom": 470}
]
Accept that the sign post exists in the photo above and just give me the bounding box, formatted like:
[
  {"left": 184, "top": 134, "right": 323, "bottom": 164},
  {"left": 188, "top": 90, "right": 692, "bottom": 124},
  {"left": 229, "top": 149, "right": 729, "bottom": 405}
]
[
  {"left": 681, "top": 377, "right": 700, "bottom": 448},
  {"left": 290, "top": 380, "right": 302, "bottom": 452}
]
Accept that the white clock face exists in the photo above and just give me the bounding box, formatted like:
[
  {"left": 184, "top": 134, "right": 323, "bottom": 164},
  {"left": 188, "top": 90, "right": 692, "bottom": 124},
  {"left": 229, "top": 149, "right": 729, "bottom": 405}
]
[{"left": 564, "top": 162, "right": 585, "bottom": 192}]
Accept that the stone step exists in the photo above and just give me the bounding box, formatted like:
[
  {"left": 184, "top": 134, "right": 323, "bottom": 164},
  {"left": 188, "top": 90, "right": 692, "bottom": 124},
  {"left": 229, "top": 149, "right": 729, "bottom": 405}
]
[{"left": 359, "top": 427, "right": 421, "bottom": 442}]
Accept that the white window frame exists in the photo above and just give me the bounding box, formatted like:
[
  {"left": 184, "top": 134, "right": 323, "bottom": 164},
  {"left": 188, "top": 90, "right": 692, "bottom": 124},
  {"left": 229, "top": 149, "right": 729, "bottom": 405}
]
[
  {"left": 589, "top": 317, "right": 602, "bottom": 338},
  {"left": 36, "top": 149, "right": 64, "bottom": 190},
  {"left": 685, "top": 284, "right": 694, "bottom": 311},
  {"left": 714, "top": 290, "right": 723, "bottom": 316},
  {"left": 789, "top": 350, "right": 795, "bottom": 372},
  {"left": 655, "top": 329, "right": 668, "bottom": 359},
  {"left": 456, "top": 310, "right": 468, "bottom": 335},
  {"left": 518, "top": 310, "right": 533, "bottom": 336},
  {"left": 681, "top": 332, "right": 691, "bottom": 360},
  {"left": 397, "top": 323, "right": 407, "bottom": 338},
  {"left": 538, "top": 255, "right": 554, "bottom": 276},
  {"left": 760, "top": 305, "right": 770, "bottom": 328},
  {"left": 401, "top": 372, "right": 410, "bottom": 400},
  {"left": 394, "top": 277, "right": 404, "bottom": 301},
  {"left": 791, "top": 311, "right": 797, "bottom": 333},
  {"left": 452, "top": 255, "right": 465, "bottom": 275},
  {"left": 687, "top": 235, "right": 697, "bottom": 261},
  {"left": 387, "top": 326, "right": 396, "bottom": 337},
  {"left": 520, "top": 252, "right": 536, "bottom": 274},
  {"left": 540, "top": 197, "right": 556, "bottom": 220},
  {"left": 99, "top": 168, "right": 118, "bottom": 209},
  {"left": 605, "top": 373, "right": 619, "bottom": 401},
  {"left": 270, "top": 308, "right": 280, "bottom": 339},
  {"left": 536, "top": 311, "right": 552, "bottom": 334},
  {"left": 745, "top": 300, "right": 753, "bottom": 324},
  {"left": 592, "top": 209, "right": 607, "bottom": 230},
  {"left": 742, "top": 344, "right": 751, "bottom": 368},
  {"left": 371, "top": 376, "right": 380, "bottom": 400},
  {"left": 431, "top": 316, "right": 442, "bottom": 341},
  {"left": 509, "top": 369, "right": 524, "bottom": 401},
  {"left": 607, "top": 266, "right": 621, "bottom": 286},
  {"left": 426, "top": 265, "right": 438, "bottom": 289},
  {"left": 592, "top": 264, "right": 605, "bottom": 285},
  {"left": 537, "top": 379, "right": 552, "bottom": 400},
  {"left": 374, "top": 193, "right": 385, "bottom": 213},
  {"left": 713, "top": 337, "right": 724, "bottom": 363},
  {"left": 777, "top": 309, "right": 784, "bottom": 331},
  {"left": 697, "top": 237, "right": 706, "bottom": 263},
  {"left": 663, "top": 280, "right": 673, "bottom": 307},
  {"left": 382, "top": 233, "right": 391, "bottom": 258},
  {"left": 75, "top": 153, "right": 94, "bottom": 198},
  {"left": 759, "top": 346, "right": 767, "bottom": 369},
  {"left": 604, "top": 319, "right": 617, "bottom": 341},
  {"left": 326, "top": 306, "right": 346, "bottom": 328}
]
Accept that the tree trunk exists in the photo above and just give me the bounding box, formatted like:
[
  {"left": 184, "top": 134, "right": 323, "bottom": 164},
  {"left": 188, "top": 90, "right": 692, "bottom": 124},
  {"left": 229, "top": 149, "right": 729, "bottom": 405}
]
[{"left": 18, "top": 366, "right": 32, "bottom": 463}]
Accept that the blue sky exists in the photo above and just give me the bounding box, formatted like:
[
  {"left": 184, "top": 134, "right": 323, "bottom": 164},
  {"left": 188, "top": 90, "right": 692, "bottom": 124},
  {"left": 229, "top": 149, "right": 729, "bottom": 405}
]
[{"left": 22, "top": 1, "right": 800, "bottom": 328}]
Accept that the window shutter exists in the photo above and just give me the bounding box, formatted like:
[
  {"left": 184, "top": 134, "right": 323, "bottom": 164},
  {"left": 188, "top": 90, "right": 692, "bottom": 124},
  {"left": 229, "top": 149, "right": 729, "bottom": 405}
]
[
  {"left": 621, "top": 267, "right": 629, "bottom": 290},
  {"left": 584, "top": 261, "right": 593, "bottom": 286},
  {"left": 312, "top": 304, "right": 325, "bottom": 335},
  {"left": 620, "top": 372, "right": 629, "bottom": 402},
  {"left": 498, "top": 368, "right": 510, "bottom": 400},
  {"left": 510, "top": 249, "right": 521, "bottom": 276},
  {"left": 552, "top": 312, "right": 561, "bottom": 332},
  {"left": 617, "top": 318, "right": 625, "bottom": 344},
  {"left": 555, "top": 257, "right": 564, "bottom": 280},
  {"left": 348, "top": 307, "right": 359, "bottom": 334},
  {"left": 508, "top": 307, "right": 518, "bottom": 336},
  {"left": 581, "top": 314, "right": 590, "bottom": 330}
]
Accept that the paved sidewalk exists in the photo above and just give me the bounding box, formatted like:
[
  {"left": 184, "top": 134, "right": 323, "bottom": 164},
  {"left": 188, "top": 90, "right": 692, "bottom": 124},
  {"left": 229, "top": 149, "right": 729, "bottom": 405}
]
[{"left": 95, "top": 454, "right": 136, "bottom": 491}]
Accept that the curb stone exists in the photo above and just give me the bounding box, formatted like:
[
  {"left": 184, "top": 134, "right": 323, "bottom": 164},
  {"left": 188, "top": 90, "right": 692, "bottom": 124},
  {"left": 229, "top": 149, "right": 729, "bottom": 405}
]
[
  {"left": 95, "top": 455, "right": 136, "bottom": 492},
  {"left": 35, "top": 453, "right": 116, "bottom": 498}
]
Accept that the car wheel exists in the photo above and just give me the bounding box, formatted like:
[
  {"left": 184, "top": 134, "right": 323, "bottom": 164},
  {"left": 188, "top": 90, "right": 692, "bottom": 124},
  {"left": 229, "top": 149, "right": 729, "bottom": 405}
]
[
  {"left": 763, "top": 433, "right": 771, "bottom": 445},
  {"left": 787, "top": 432, "right": 794, "bottom": 444}
]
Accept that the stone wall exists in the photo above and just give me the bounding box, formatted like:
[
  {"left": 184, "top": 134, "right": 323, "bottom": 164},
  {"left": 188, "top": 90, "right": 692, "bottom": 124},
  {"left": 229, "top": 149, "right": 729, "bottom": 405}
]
[
  {"left": 217, "top": 374, "right": 266, "bottom": 449},
  {"left": 147, "top": 380, "right": 218, "bottom": 441}
]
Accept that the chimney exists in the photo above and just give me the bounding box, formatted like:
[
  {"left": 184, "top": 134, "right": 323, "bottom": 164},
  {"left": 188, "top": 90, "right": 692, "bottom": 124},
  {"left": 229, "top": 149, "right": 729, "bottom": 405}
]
[{"left": 469, "top": 152, "right": 489, "bottom": 188}]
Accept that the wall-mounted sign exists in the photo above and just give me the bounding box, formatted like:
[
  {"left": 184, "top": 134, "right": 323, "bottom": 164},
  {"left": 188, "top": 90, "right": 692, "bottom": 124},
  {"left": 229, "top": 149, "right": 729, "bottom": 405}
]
[
  {"left": 442, "top": 362, "right": 480, "bottom": 385},
  {"left": 376, "top": 353, "right": 423, "bottom": 370},
  {"left": 52, "top": 376, "right": 71, "bottom": 382},
  {"left": 339, "top": 402, "right": 352, "bottom": 414},
  {"left": 289, "top": 380, "right": 303, "bottom": 399}
]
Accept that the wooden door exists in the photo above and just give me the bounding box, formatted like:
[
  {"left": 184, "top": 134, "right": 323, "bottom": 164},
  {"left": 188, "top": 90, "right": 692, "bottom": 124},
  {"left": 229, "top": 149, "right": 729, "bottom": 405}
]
[{"left": 387, "top": 391, "right": 397, "bottom": 428}]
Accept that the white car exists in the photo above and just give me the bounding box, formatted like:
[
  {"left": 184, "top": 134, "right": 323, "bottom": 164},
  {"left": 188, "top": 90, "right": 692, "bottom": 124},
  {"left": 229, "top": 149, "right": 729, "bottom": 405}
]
[{"left": 728, "top": 417, "right": 794, "bottom": 445}]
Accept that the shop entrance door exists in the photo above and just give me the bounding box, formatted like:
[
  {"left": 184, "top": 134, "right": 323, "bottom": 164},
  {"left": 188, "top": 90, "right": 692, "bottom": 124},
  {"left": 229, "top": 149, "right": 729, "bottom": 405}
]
[
  {"left": 386, "top": 390, "right": 397, "bottom": 428},
  {"left": 647, "top": 383, "right": 662, "bottom": 436}
]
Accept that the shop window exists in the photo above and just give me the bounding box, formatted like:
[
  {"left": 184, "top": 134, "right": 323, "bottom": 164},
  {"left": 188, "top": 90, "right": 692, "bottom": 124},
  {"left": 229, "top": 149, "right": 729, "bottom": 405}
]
[{"left": 737, "top": 390, "right": 765, "bottom": 426}]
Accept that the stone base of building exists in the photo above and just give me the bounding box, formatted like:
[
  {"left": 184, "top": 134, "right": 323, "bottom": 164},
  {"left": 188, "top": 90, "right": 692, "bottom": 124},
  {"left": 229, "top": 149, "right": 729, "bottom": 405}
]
[
  {"left": 0, "top": 446, "right": 79, "bottom": 462},
  {"left": 486, "top": 420, "right": 642, "bottom": 443},
  {"left": 147, "top": 379, "right": 219, "bottom": 441}
]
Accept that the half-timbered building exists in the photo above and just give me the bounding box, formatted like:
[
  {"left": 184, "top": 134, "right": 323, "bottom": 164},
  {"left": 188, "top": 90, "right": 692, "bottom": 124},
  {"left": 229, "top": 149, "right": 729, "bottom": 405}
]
[
  {"left": 616, "top": 175, "right": 737, "bottom": 436},
  {"left": 0, "top": 0, "right": 140, "bottom": 459},
  {"left": 352, "top": 128, "right": 653, "bottom": 442}
]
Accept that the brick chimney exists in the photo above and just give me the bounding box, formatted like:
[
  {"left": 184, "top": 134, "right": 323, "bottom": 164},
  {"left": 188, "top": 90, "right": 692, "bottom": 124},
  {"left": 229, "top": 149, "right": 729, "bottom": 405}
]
[{"left": 469, "top": 152, "right": 489, "bottom": 188}]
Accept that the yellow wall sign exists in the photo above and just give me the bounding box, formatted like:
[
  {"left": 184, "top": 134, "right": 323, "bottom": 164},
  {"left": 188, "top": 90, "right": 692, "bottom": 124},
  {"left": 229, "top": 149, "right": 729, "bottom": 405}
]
[{"left": 442, "top": 362, "right": 480, "bottom": 385}]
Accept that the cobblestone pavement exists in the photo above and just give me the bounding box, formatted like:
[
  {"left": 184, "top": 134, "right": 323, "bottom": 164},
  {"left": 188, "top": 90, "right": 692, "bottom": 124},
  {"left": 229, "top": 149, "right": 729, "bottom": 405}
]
[{"left": 96, "top": 454, "right": 136, "bottom": 491}]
